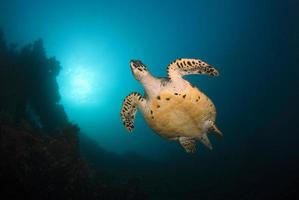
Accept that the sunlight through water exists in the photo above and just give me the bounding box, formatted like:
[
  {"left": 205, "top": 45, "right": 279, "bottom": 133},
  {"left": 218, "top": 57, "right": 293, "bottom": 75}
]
[{"left": 59, "top": 66, "right": 101, "bottom": 106}]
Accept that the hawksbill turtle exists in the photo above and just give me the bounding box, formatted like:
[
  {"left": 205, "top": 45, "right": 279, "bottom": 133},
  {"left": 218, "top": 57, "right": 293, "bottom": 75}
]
[{"left": 120, "top": 58, "right": 222, "bottom": 153}]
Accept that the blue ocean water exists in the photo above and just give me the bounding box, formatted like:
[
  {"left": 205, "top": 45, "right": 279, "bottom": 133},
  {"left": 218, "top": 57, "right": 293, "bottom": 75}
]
[{"left": 0, "top": 0, "right": 298, "bottom": 199}]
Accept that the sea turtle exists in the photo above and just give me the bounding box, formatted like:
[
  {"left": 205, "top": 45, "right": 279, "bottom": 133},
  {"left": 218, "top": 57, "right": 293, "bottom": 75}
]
[{"left": 120, "top": 58, "right": 222, "bottom": 153}]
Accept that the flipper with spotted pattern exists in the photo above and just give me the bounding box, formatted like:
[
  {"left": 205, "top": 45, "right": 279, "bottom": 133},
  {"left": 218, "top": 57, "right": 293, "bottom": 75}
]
[
  {"left": 120, "top": 92, "right": 145, "bottom": 132},
  {"left": 199, "top": 134, "right": 213, "bottom": 150},
  {"left": 209, "top": 123, "right": 223, "bottom": 138},
  {"left": 167, "top": 58, "right": 219, "bottom": 80},
  {"left": 179, "top": 137, "right": 197, "bottom": 153}
]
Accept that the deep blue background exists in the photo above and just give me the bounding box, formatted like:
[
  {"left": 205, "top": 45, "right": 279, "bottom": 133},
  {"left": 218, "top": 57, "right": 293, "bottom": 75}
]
[{"left": 1, "top": 0, "right": 298, "bottom": 199}]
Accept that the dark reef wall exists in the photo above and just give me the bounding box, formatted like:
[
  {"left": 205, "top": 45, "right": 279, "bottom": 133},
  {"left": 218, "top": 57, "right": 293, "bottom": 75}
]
[
  {"left": 0, "top": 30, "right": 67, "bottom": 132},
  {"left": 0, "top": 123, "right": 146, "bottom": 199}
]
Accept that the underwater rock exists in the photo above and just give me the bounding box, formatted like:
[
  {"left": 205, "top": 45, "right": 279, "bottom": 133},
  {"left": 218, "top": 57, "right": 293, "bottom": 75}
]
[
  {"left": 0, "top": 123, "right": 147, "bottom": 200},
  {"left": 0, "top": 33, "right": 68, "bottom": 133}
]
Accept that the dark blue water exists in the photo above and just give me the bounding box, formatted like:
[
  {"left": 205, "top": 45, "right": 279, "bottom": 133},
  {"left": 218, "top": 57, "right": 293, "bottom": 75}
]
[{"left": 0, "top": 0, "right": 298, "bottom": 199}]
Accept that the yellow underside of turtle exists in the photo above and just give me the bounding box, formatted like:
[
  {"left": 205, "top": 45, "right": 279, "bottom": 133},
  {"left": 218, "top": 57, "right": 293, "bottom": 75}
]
[{"left": 143, "top": 86, "right": 216, "bottom": 139}]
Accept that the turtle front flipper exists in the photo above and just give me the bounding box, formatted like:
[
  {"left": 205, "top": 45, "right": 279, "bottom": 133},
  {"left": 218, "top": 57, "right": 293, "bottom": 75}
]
[
  {"left": 167, "top": 58, "right": 219, "bottom": 80},
  {"left": 179, "top": 137, "right": 197, "bottom": 153},
  {"left": 120, "top": 92, "right": 145, "bottom": 132}
]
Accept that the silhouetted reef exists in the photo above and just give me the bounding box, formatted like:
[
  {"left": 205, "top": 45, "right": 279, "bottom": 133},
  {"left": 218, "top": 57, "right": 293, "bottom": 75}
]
[
  {"left": 0, "top": 30, "right": 67, "bottom": 133},
  {"left": 0, "top": 122, "right": 147, "bottom": 200}
]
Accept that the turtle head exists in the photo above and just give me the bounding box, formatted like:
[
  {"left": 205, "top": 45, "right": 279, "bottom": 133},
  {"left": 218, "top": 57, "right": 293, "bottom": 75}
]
[{"left": 130, "top": 60, "right": 149, "bottom": 81}]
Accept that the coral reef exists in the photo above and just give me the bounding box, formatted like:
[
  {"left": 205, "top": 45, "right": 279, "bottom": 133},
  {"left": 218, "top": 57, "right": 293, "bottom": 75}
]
[
  {"left": 0, "top": 122, "right": 147, "bottom": 199},
  {"left": 0, "top": 30, "right": 67, "bottom": 132}
]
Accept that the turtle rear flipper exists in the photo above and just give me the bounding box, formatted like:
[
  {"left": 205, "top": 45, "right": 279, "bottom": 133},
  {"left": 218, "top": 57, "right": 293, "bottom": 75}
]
[
  {"left": 209, "top": 123, "right": 223, "bottom": 138},
  {"left": 179, "top": 137, "right": 197, "bottom": 153},
  {"left": 120, "top": 92, "right": 145, "bottom": 132},
  {"left": 199, "top": 134, "right": 213, "bottom": 150}
]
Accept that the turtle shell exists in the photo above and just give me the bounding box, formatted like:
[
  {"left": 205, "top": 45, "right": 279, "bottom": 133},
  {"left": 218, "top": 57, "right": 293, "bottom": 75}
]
[{"left": 143, "top": 85, "right": 216, "bottom": 139}]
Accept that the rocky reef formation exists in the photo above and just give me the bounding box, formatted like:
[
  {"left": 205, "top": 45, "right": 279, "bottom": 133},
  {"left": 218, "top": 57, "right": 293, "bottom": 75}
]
[
  {"left": 0, "top": 30, "right": 67, "bottom": 133},
  {"left": 0, "top": 122, "right": 147, "bottom": 199}
]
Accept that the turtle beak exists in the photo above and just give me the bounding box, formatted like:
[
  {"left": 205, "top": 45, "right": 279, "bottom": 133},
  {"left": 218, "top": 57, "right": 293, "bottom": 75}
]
[
  {"left": 129, "top": 59, "right": 148, "bottom": 81},
  {"left": 130, "top": 60, "right": 137, "bottom": 74},
  {"left": 130, "top": 60, "right": 141, "bottom": 69},
  {"left": 130, "top": 59, "right": 147, "bottom": 72},
  {"left": 130, "top": 60, "right": 135, "bottom": 69},
  {"left": 130, "top": 60, "right": 140, "bottom": 80}
]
